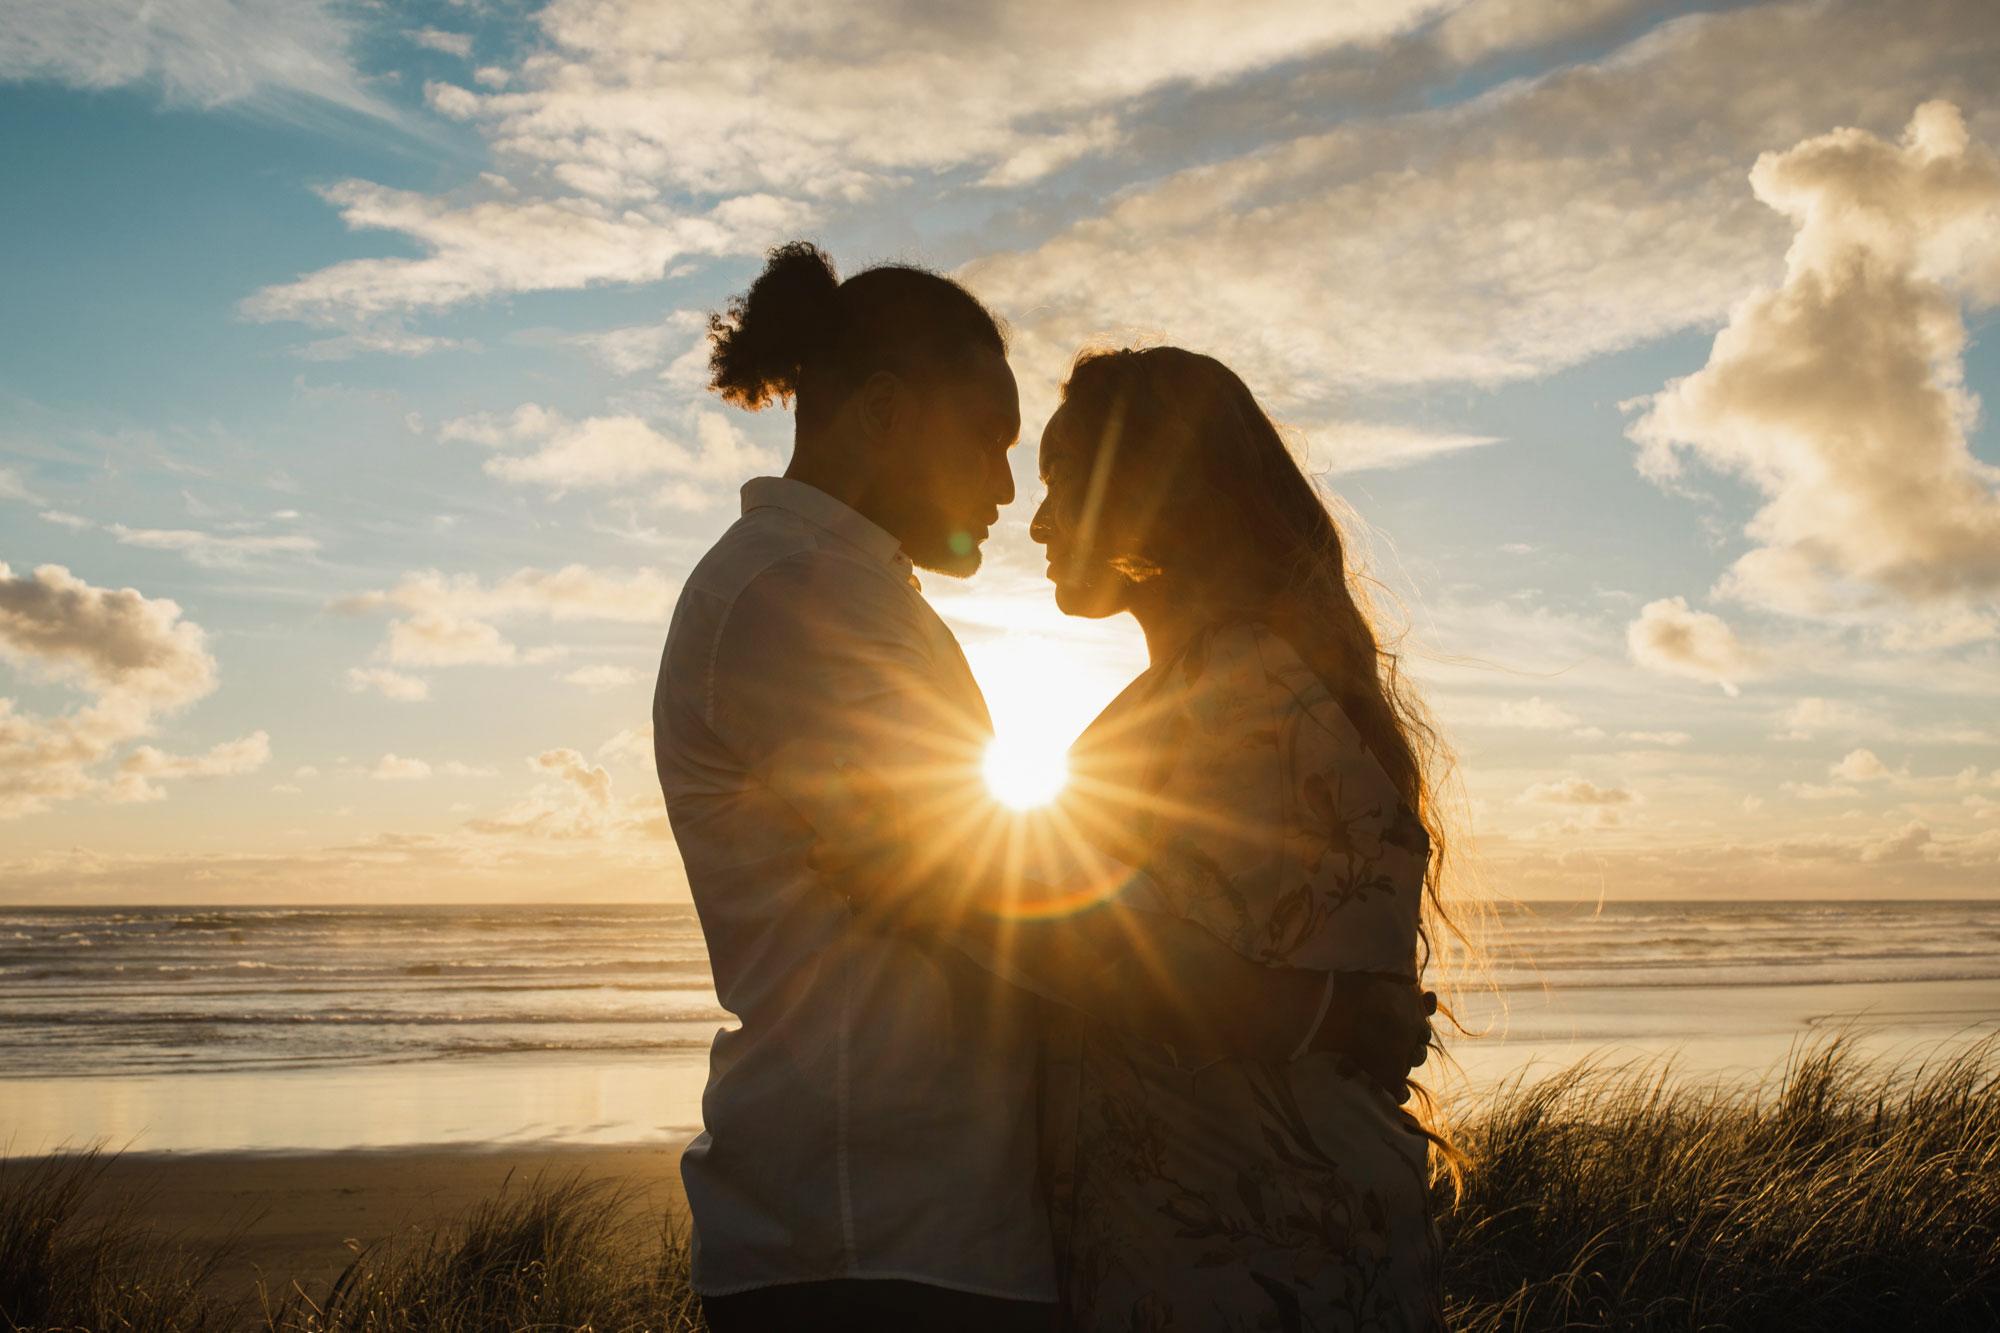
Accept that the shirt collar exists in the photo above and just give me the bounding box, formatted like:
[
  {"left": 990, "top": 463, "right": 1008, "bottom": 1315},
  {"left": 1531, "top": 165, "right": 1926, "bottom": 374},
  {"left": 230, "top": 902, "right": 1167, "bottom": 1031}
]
[{"left": 741, "top": 476, "right": 909, "bottom": 569}]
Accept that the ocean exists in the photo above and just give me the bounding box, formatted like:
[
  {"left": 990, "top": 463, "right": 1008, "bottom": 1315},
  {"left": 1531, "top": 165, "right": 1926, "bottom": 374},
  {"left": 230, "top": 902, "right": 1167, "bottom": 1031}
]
[{"left": 4, "top": 900, "right": 1998, "bottom": 1153}]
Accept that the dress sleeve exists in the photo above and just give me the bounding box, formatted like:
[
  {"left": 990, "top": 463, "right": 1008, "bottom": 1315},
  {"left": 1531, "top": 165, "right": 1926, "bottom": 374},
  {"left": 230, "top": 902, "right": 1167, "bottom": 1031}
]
[{"left": 1137, "top": 624, "right": 1427, "bottom": 975}]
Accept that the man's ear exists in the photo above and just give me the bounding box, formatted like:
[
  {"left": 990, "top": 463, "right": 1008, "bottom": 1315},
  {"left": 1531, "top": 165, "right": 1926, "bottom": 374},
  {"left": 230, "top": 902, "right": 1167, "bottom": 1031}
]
[{"left": 854, "top": 369, "right": 904, "bottom": 446}]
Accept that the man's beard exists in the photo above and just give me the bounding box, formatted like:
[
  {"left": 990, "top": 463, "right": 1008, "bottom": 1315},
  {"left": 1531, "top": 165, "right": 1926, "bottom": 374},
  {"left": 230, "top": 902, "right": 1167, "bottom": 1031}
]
[
  {"left": 882, "top": 494, "right": 983, "bottom": 579},
  {"left": 907, "top": 531, "right": 983, "bottom": 579}
]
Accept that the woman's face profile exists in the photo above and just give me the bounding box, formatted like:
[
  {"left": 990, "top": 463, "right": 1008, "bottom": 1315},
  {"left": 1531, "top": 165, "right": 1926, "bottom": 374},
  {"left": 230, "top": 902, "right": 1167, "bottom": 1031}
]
[{"left": 1033, "top": 403, "right": 1132, "bottom": 620}]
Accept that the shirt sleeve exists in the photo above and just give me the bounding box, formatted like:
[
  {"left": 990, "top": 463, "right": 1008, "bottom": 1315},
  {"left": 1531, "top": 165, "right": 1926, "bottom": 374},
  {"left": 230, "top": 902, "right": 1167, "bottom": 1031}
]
[{"left": 1136, "top": 624, "right": 1427, "bottom": 975}]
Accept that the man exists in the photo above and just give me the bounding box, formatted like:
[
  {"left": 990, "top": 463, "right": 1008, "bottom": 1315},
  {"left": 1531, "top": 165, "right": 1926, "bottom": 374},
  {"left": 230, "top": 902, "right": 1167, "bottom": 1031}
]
[{"left": 654, "top": 243, "right": 1424, "bottom": 1332}]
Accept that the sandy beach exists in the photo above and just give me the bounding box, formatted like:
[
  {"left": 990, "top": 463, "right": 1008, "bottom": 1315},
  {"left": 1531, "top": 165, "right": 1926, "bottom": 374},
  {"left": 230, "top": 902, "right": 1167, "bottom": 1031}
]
[{"left": 55, "top": 1144, "right": 692, "bottom": 1306}]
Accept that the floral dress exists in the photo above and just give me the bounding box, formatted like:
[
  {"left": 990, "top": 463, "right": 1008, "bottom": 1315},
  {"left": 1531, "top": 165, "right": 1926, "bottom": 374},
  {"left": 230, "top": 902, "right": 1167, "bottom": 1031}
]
[{"left": 1045, "top": 622, "right": 1443, "bottom": 1333}]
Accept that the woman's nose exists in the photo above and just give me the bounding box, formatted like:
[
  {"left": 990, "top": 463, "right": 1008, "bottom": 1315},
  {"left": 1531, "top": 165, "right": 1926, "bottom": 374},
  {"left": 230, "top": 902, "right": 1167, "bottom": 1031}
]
[{"left": 1029, "top": 499, "right": 1054, "bottom": 544}]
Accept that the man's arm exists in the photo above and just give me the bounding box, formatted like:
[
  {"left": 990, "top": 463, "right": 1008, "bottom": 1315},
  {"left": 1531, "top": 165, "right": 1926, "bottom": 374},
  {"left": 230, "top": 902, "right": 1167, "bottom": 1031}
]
[{"left": 711, "top": 559, "right": 1427, "bottom": 1089}]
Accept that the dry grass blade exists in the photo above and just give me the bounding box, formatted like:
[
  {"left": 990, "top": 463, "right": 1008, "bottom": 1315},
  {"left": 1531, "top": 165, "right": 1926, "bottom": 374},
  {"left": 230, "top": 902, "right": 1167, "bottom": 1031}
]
[{"left": 0, "top": 1147, "right": 240, "bottom": 1333}]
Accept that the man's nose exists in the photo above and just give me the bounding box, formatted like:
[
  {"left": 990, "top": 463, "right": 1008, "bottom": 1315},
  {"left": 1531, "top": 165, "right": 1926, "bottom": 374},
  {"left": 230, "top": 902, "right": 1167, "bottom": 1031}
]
[{"left": 992, "top": 453, "right": 1016, "bottom": 507}]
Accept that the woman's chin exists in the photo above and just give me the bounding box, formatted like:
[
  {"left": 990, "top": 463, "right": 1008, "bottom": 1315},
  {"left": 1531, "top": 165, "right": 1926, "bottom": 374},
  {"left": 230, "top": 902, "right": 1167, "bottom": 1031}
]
[{"left": 1052, "top": 579, "right": 1123, "bottom": 620}]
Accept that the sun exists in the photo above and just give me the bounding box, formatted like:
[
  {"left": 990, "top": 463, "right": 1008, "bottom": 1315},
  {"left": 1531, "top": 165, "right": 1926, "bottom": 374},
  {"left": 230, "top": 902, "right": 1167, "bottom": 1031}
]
[{"left": 983, "top": 735, "right": 1070, "bottom": 810}]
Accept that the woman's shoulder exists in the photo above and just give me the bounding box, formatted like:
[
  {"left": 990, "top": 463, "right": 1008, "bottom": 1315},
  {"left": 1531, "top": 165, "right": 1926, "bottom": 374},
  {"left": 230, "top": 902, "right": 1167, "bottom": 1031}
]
[{"left": 1178, "top": 621, "right": 1323, "bottom": 703}]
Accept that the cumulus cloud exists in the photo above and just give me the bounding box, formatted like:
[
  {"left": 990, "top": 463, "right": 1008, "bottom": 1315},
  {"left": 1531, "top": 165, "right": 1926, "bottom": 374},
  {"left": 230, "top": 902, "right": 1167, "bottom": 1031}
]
[
  {"left": 562, "top": 664, "right": 641, "bottom": 692},
  {"left": 1830, "top": 747, "right": 1892, "bottom": 782},
  {"left": 244, "top": 183, "right": 806, "bottom": 325},
  {"left": 1772, "top": 696, "right": 1879, "bottom": 741},
  {"left": 113, "top": 732, "right": 270, "bottom": 802},
  {"left": 1626, "top": 596, "right": 1762, "bottom": 693},
  {"left": 0, "top": 0, "right": 386, "bottom": 116},
  {"left": 1630, "top": 101, "right": 2000, "bottom": 620},
  {"left": 1486, "top": 696, "right": 1583, "bottom": 730},
  {"left": 406, "top": 27, "right": 472, "bottom": 59},
  {"left": 461, "top": 746, "right": 667, "bottom": 842},
  {"left": 0, "top": 563, "right": 259, "bottom": 816},
  {"left": 1860, "top": 820, "right": 1933, "bottom": 863},
  {"left": 1521, "top": 776, "right": 1636, "bottom": 806},
  {"left": 345, "top": 667, "right": 430, "bottom": 702},
  {"left": 370, "top": 754, "right": 432, "bottom": 781},
  {"left": 443, "top": 404, "right": 775, "bottom": 503},
  {"left": 334, "top": 565, "right": 677, "bottom": 669}
]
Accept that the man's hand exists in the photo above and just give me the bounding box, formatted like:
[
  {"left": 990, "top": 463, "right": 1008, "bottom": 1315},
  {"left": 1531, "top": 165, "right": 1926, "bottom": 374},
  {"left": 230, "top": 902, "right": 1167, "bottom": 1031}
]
[{"left": 1309, "top": 973, "right": 1437, "bottom": 1104}]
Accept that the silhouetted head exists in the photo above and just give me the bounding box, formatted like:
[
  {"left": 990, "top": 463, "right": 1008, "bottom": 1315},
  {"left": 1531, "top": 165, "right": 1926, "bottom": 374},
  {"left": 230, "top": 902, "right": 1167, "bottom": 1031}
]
[
  {"left": 708, "top": 242, "right": 1018, "bottom": 577},
  {"left": 1031, "top": 343, "right": 1443, "bottom": 869}
]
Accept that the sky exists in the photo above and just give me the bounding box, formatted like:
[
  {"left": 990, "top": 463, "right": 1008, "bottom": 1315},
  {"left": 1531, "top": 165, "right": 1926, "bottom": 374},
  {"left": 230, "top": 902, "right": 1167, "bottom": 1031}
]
[{"left": 1, "top": 0, "right": 1997, "bottom": 905}]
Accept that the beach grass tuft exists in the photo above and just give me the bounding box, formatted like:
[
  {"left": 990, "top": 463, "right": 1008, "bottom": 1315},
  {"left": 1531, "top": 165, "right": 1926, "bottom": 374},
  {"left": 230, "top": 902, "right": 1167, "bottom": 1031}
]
[
  {"left": 0, "top": 1148, "right": 239, "bottom": 1333},
  {"left": 1438, "top": 1037, "right": 2000, "bottom": 1331},
  {"left": 263, "top": 1172, "right": 702, "bottom": 1333},
  {"left": 4, "top": 1041, "right": 1998, "bottom": 1331}
]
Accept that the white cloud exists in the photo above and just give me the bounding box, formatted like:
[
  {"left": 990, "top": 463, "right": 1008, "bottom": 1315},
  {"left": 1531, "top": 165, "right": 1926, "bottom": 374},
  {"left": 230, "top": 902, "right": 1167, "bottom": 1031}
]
[
  {"left": 1520, "top": 775, "right": 1636, "bottom": 806},
  {"left": 964, "top": 0, "right": 1997, "bottom": 410},
  {"left": 407, "top": 28, "right": 472, "bottom": 59},
  {"left": 445, "top": 0, "right": 1446, "bottom": 202},
  {"left": 108, "top": 524, "right": 318, "bottom": 568},
  {"left": 0, "top": 468, "right": 41, "bottom": 503},
  {"left": 244, "top": 182, "right": 808, "bottom": 326},
  {"left": 0, "top": 0, "right": 385, "bottom": 116},
  {"left": 345, "top": 667, "right": 431, "bottom": 702},
  {"left": 1860, "top": 820, "right": 1933, "bottom": 863},
  {"left": 1621, "top": 730, "right": 1692, "bottom": 746},
  {"left": 1830, "top": 748, "right": 1891, "bottom": 782},
  {"left": 334, "top": 565, "right": 678, "bottom": 669},
  {"left": 1430, "top": 0, "right": 1645, "bottom": 66},
  {"left": 1630, "top": 101, "right": 2000, "bottom": 620},
  {"left": 568, "top": 310, "right": 706, "bottom": 376},
  {"left": 1772, "top": 696, "right": 1879, "bottom": 741},
  {"left": 113, "top": 732, "right": 270, "bottom": 802},
  {"left": 1626, "top": 596, "right": 1761, "bottom": 693},
  {"left": 370, "top": 754, "right": 432, "bottom": 781},
  {"left": 563, "top": 664, "right": 642, "bottom": 692},
  {"left": 1302, "top": 422, "right": 1502, "bottom": 475},
  {"left": 1486, "top": 696, "right": 1582, "bottom": 730},
  {"left": 0, "top": 563, "right": 241, "bottom": 817},
  {"left": 444, "top": 403, "right": 776, "bottom": 503}
]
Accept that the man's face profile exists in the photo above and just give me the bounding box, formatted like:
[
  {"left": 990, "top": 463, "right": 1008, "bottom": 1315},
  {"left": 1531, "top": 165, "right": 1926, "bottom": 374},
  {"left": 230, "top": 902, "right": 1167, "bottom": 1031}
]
[{"left": 878, "top": 346, "right": 1021, "bottom": 578}]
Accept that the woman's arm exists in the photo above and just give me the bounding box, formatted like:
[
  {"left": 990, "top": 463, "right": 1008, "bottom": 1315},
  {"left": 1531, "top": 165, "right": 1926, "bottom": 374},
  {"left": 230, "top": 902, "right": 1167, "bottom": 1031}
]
[{"left": 814, "top": 826, "right": 1432, "bottom": 1095}]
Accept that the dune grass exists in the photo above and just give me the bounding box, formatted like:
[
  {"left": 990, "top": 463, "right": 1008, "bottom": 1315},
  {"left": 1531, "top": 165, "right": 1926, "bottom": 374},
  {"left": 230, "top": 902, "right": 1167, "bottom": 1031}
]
[
  {"left": 4, "top": 1041, "right": 1996, "bottom": 1331},
  {"left": 262, "top": 1174, "right": 702, "bottom": 1333},
  {"left": 1440, "top": 1038, "right": 2000, "bottom": 1331},
  {"left": 0, "top": 1148, "right": 239, "bottom": 1333}
]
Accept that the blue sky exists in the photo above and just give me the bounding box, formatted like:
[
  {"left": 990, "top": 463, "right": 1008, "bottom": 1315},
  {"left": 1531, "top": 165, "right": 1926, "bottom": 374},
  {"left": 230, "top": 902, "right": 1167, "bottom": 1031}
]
[{"left": 2, "top": 0, "right": 1997, "bottom": 904}]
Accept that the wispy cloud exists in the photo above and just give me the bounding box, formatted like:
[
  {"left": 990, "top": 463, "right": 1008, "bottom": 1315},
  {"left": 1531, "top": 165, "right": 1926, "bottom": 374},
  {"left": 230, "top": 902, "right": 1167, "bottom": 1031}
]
[{"left": 0, "top": 0, "right": 389, "bottom": 118}]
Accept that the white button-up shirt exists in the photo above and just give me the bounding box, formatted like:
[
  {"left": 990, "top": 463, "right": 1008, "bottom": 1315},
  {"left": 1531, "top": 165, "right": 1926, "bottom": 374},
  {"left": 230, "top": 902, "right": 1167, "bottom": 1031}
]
[{"left": 653, "top": 477, "right": 1053, "bottom": 1301}]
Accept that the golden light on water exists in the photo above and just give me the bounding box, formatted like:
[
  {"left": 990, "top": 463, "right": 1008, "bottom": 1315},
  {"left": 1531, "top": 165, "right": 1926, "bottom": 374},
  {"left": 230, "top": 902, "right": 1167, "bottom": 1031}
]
[{"left": 982, "top": 735, "right": 1069, "bottom": 809}]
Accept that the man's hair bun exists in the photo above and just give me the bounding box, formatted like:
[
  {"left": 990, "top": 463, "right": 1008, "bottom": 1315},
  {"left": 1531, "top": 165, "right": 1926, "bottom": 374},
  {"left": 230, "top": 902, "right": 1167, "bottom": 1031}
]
[{"left": 707, "top": 241, "right": 842, "bottom": 410}]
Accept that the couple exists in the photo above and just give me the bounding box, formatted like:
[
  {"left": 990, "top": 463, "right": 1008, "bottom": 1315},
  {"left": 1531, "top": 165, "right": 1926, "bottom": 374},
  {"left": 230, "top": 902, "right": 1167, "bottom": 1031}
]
[{"left": 653, "top": 242, "right": 1449, "bottom": 1332}]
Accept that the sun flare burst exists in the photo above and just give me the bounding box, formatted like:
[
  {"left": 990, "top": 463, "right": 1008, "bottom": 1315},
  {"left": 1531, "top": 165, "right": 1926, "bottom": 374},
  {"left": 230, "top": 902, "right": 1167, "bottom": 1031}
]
[{"left": 982, "top": 735, "right": 1070, "bottom": 810}]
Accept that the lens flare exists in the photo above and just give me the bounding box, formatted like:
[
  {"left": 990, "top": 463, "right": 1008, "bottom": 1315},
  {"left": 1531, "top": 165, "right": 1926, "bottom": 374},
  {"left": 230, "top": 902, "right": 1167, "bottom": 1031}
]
[{"left": 982, "top": 735, "right": 1069, "bottom": 809}]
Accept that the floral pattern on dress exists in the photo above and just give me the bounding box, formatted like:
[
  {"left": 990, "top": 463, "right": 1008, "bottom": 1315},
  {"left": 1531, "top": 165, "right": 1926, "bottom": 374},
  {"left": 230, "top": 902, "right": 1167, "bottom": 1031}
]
[{"left": 1050, "top": 622, "right": 1442, "bottom": 1333}]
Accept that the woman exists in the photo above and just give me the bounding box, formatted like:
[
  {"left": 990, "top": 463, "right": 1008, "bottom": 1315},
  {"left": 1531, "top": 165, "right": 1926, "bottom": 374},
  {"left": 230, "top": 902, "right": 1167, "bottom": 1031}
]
[
  {"left": 1029, "top": 347, "right": 1448, "bottom": 1331},
  {"left": 827, "top": 346, "right": 1451, "bottom": 1330}
]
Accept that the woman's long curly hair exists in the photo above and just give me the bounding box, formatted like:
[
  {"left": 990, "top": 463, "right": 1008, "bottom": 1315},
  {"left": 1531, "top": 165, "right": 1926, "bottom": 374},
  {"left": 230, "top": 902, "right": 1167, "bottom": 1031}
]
[{"left": 1055, "top": 347, "right": 1473, "bottom": 1139}]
